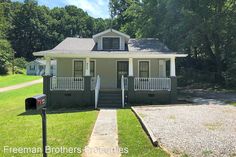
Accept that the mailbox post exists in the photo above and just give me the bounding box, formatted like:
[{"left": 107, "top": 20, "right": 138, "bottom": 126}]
[
  {"left": 25, "top": 94, "right": 47, "bottom": 157},
  {"left": 41, "top": 108, "right": 47, "bottom": 157}
]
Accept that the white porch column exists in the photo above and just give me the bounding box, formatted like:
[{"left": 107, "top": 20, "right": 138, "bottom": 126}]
[
  {"left": 170, "top": 57, "right": 176, "bottom": 77},
  {"left": 85, "top": 57, "right": 90, "bottom": 76},
  {"left": 129, "top": 58, "right": 133, "bottom": 76},
  {"left": 45, "top": 57, "right": 51, "bottom": 76}
]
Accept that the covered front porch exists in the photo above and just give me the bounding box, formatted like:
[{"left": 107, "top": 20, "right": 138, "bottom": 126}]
[
  {"left": 42, "top": 53, "right": 182, "bottom": 108},
  {"left": 45, "top": 55, "right": 177, "bottom": 91}
]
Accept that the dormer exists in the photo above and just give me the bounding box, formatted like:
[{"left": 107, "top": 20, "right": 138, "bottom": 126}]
[{"left": 92, "top": 29, "right": 130, "bottom": 51}]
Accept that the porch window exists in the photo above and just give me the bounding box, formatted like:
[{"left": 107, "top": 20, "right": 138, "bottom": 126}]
[
  {"left": 102, "top": 37, "right": 120, "bottom": 50},
  {"left": 90, "top": 61, "right": 95, "bottom": 77},
  {"left": 74, "top": 61, "right": 83, "bottom": 77},
  {"left": 139, "top": 61, "right": 150, "bottom": 77}
]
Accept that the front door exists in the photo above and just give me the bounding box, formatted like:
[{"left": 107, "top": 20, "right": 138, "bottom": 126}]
[{"left": 117, "top": 61, "right": 129, "bottom": 88}]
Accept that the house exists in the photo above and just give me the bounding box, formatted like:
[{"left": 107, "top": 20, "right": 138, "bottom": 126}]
[
  {"left": 26, "top": 59, "right": 57, "bottom": 76},
  {"left": 33, "top": 29, "right": 187, "bottom": 108}
]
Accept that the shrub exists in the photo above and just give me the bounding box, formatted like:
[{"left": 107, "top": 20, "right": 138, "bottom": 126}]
[
  {"left": 0, "top": 39, "right": 13, "bottom": 74},
  {"left": 0, "top": 60, "right": 8, "bottom": 74},
  {"left": 14, "top": 57, "right": 27, "bottom": 69},
  {"left": 14, "top": 67, "right": 24, "bottom": 74}
]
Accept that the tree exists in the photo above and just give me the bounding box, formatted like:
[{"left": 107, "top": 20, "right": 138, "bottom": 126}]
[
  {"left": 0, "top": 39, "right": 13, "bottom": 74},
  {"left": 110, "top": 0, "right": 236, "bottom": 87}
]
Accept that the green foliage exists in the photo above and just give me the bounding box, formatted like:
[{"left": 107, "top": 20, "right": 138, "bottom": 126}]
[
  {"left": 110, "top": 0, "right": 236, "bottom": 88},
  {"left": 0, "top": 39, "right": 13, "bottom": 74},
  {"left": 14, "top": 57, "right": 27, "bottom": 69},
  {"left": 0, "top": 0, "right": 235, "bottom": 88},
  {"left": 3, "top": 1, "right": 109, "bottom": 60}
]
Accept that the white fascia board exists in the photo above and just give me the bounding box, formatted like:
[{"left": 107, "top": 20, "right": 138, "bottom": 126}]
[{"left": 42, "top": 52, "right": 187, "bottom": 59}]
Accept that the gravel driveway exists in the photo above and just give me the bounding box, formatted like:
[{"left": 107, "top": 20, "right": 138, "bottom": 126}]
[{"left": 133, "top": 105, "right": 236, "bottom": 157}]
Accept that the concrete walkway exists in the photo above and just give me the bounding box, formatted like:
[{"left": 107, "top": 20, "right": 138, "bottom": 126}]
[
  {"left": 83, "top": 109, "right": 120, "bottom": 157},
  {"left": 0, "top": 79, "right": 43, "bottom": 93}
]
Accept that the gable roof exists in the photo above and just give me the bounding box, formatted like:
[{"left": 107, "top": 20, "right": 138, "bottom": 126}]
[{"left": 92, "top": 29, "right": 130, "bottom": 42}]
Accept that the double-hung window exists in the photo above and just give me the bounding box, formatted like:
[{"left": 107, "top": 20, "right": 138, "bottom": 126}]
[
  {"left": 102, "top": 37, "right": 120, "bottom": 50},
  {"left": 139, "top": 61, "right": 150, "bottom": 78},
  {"left": 74, "top": 60, "right": 95, "bottom": 77},
  {"left": 74, "top": 61, "right": 83, "bottom": 77}
]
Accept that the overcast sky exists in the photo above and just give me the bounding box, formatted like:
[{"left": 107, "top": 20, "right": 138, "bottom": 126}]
[{"left": 13, "top": 0, "right": 110, "bottom": 18}]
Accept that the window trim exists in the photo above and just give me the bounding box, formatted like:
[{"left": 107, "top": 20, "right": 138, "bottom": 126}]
[
  {"left": 116, "top": 59, "right": 129, "bottom": 86},
  {"left": 72, "top": 59, "right": 84, "bottom": 77},
  {"left": 138, "top": 60, "right": 151, "bottom": 78},
  {"left": 101, "top": 36, "right": 121, "bottom": 50},
  {"left": 72, "top": 59, "right": 96, "bottom": 77}
]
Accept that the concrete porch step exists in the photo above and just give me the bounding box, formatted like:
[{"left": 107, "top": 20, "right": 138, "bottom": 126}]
[
  {"left": 99, "top": 100, "right": 121, "bottom": 105},
  {"left": 99, "top": 90, "right": 122, "bottom": 108},
  {"left": 98, "top": 104, "right": 122, "bottom": 108}
]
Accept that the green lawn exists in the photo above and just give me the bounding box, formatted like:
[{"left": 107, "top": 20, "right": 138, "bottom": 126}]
[
  {"left": 0, "top": 84, "right": 98, "bottom": 157},
  {"left": 117, "top": 109, "right": 169, "bottom": 157},
  {"left": 0, "top": 74, "right": 41, "bottom": 88},
  {"left": 231, "top": 102, "right": 236, "bottom": 106}
]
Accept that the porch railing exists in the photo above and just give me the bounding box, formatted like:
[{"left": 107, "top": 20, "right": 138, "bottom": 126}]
[
  {"left": 91, "top": 77, "right": 96, "bottom": 90},
  {"left": 50, "top": 77, "right": 84, "bottom": 91},
  {"left": 134, "top": 77, "right": 171, "bottom": 91},
  {"left": 121, "top": 75, "right": 125, "bottom": 108},
  {"left": 124, "top": 77, "right": 128, "bottom": 90},
  {"left": 94, "top": 75, "right": 100, "bottom": 109}
]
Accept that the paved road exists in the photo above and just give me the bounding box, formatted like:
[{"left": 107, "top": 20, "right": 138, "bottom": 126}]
[{"left": 0, "top": 79, "right": 43, "bottom": 92}]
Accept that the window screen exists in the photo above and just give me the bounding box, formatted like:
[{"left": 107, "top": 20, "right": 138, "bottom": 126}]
[
  {"left": 74, "top": 61, "right": 83, "bottom": 77},
  {"left": 139, "top": 61, "right": 149, "bottom": 77},
  {"left": 102, "top": 37, "right": 120, "bottom": 50}
]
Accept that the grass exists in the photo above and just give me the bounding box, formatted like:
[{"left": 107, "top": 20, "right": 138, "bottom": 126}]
[
  {"left": 167, "top": 115, "right": 176, "bottom": 120},
  {"left": 0, "top": 74, "right": 41, "bottom": 88},
  {"left": 203, "top": 122, "right": 222, "bottom": 131},
  {"left": 230, "top": 102, "right": 236, "bottom": 106},
  {"left": 117, "top": 109, "right": 169, "bottom": 157},
  {"left": 0, "top": 84, "right": 98, "bottom": 157},
  {"left": 202, "top": 150, "right": 213, "bottom": 156}
]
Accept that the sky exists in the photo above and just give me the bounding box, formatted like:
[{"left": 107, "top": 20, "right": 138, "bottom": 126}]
[{"left": 14, "top": 0, "right": 110, "bottom": 19}]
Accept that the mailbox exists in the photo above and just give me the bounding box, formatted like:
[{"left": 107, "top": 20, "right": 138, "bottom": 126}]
[{"left": 25, "top": 94, "right": 46, "bottom": 111}]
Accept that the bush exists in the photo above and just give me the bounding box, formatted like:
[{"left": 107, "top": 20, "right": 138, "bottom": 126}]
[
  {"left": 0, "top": 60, "right": 8, "bottom": 74},
  {"left": 14, "top": 57, "right": 27, "bottom": 69},
  {"left": 14, "top": 67, "right": 24, "bottom": 74},
  {"left": 225, "top": 63, "right": 236, "bottom": 88},
  {"left": 0, "top": 39, "right": 13, "bottom": 74}
]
